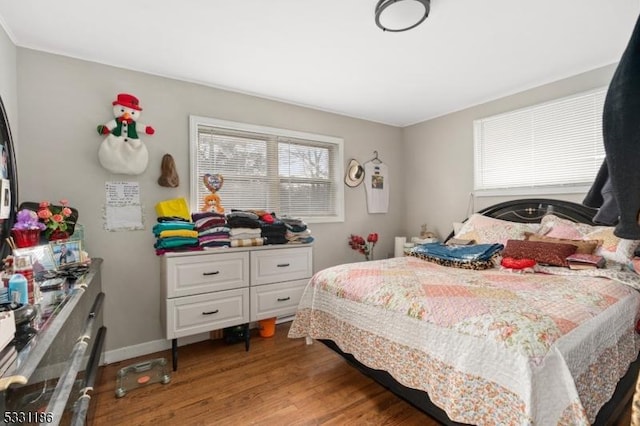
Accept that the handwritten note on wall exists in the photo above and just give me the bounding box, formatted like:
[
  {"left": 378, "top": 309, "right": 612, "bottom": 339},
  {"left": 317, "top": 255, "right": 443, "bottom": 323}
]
[{"left": 104, "top": 181, "right": 144, "bottom": 231}]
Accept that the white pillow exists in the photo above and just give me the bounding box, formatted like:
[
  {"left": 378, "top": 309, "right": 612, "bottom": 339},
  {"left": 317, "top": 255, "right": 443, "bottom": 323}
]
[{"left": 454, "top": 214, "right": 540, "bottom": 246}]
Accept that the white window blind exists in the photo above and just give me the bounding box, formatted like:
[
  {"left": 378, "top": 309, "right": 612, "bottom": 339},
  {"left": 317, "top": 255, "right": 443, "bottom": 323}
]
[
  {"left": 189, "top": 116, "right": 344, "bottom": 223},
  {"left": 474, "top": 88, "right": 606, "bottom": 194}
]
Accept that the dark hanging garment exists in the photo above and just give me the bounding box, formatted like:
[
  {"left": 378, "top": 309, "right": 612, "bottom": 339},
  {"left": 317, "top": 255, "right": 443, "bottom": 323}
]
[
  {"left": 584, "top": 13, "right": 640, "bottom": 239},
  {"left": 583, "top": 159, "right": 620, "bottom": 225}
]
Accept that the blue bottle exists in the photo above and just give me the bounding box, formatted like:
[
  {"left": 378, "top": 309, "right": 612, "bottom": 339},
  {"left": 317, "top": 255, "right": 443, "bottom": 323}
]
[{"left": 9, "top": 273, "right": 28, "bottom": 305}]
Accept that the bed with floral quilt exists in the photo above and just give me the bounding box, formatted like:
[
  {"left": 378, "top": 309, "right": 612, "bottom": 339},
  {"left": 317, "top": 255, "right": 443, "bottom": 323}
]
[{"left": 288, "top": 199, "right": 640, "bottom": 425}]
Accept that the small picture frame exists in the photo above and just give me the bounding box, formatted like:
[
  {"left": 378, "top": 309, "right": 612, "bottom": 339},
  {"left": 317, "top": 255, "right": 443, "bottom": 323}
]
[
  {"left": 49, "top": 240, "right": 82, "bottom": 269},
  {"left": 13, "top": 244, "right": 57, "bottom": 273},
  {"left": 0, "top": 178, "right": 10, "bottom": 219}
]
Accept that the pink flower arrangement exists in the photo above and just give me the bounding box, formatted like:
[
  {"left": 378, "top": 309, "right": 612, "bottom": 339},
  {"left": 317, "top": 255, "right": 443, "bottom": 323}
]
[
  {"left": 37, "top": 199, "right": 74, "bottom": 238},
  {"left": 348, "top": 233, "right": 379, "bottom": 261}
]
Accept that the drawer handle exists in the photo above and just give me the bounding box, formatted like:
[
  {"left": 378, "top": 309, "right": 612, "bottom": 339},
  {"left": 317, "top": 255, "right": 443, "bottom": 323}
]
[
  {"left": 202, "top": 310, "right": 219, "bottom": 315},
  {"left": 203, "top": 271, "right": 220, "bottom": 276},
  {"left": 277, "top": 263, "right": 290, "bottom": 268},
  {"left": 277, "top": 297, "right": 291, "bottom": 302}
]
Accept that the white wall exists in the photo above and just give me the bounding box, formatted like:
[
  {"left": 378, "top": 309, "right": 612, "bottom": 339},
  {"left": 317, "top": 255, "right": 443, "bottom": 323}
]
[
  {"left": 402, "top": 64, "right": 617, "bottom": 241},
  {"left": 0, "top": 22, "right": 17, "bottom": 146},
  {"left": 16, "top": 48, "right": 405, "bottom": 354}
]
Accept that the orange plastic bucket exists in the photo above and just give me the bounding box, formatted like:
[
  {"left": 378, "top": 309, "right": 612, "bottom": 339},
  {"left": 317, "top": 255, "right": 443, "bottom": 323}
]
[{"left": 258, "top": 317, "right": 276, "bottom": 338}]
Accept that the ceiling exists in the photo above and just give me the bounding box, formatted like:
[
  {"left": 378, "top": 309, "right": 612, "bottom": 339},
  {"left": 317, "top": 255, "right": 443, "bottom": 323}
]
[{"left": 0, "top": 0, "right": 638, "bottom": 127}]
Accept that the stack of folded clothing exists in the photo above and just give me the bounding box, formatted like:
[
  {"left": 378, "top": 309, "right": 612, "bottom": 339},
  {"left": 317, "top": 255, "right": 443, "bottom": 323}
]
[
  {"left": 241, "top": 209, "right": 287, "bottom": 245},
  {"left": 192, "top": 212, "right": 230, "bottom": 248},
  {"left": 259, "top": 214, "right": 288, "bottom": 245},
  {"left": 227, "top": 211, "right": 264, "bottom": 247},
  {"left": 153, "top": 217, "right": 200, "bottom": 255},
  {"left": 282, "top": 217, "right": 314, "bottom": 244}
]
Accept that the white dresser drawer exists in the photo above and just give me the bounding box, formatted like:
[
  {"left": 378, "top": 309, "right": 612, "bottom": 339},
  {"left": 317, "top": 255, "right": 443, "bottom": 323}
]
[
  {"left": 250, "top": 279, "right": 308, "bottom": 321},
  {"left": 250, "top": 247, "right": 313, "bottom": 286},
  {"left": 163, "top": 252, "right": 249, "bottom": 298},
  {"left": 166, "top": 288, "right": 249, "bottom": 339}
]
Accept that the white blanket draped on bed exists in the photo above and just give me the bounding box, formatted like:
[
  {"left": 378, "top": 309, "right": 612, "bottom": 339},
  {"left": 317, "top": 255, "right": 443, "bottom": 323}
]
[{"left": 289, "top": 256, "right": 640, "bottom": 425}]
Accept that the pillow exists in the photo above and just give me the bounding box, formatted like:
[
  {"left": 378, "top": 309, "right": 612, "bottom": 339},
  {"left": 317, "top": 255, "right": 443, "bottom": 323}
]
[
  {"left": 523, "top": 232, "right": 599, "bottom": 254},
  {"left": 454, "top": 214, "right": 540, "bottom": 245},
  {"left": 502, "top": 239, "right": 577, "bottom": 267},
  {"left": 452, "top": 221, "right": 465, "bottom": 235},
  {"left": 539, "top": 214, "right": 640, "bottom": 263}
]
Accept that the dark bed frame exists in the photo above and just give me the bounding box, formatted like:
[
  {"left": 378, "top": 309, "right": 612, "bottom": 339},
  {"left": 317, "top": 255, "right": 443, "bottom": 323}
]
[{"left": 320, "top": 198, "right": 639, "bottom": 425}]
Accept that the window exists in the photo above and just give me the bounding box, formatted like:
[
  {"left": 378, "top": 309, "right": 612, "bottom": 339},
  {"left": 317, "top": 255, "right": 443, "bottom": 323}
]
[
  {"left": 473, "top": 88, "right": 606, "bottom": 195},
  {"left": 189, "top": 116, "right": 344, "bottom": 223}
]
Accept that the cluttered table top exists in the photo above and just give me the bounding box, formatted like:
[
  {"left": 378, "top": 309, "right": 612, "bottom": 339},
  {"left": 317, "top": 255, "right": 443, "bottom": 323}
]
[{"left": 0, "top": 259, "right": 101, "bottom": 390}]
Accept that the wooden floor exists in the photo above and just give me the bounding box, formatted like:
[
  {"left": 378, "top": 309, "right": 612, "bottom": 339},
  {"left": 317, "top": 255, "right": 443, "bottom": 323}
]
[{"left": 93, "top": 322, "right": 633, "bottom": 426}]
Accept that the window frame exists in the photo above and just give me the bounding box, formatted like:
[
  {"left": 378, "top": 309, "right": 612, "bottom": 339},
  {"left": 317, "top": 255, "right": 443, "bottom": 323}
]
[
  {"left": 472, "top": 87, "right": 606, "bottom": 197},
  {"left": 189, "top": 115, "right": 345, "bottom": 223}
]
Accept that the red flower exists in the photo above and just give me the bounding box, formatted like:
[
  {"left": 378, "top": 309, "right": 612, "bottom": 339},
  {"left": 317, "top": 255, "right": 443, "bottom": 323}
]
[{"left": 348, "top": 232, "right": 379, "bottom": 261}]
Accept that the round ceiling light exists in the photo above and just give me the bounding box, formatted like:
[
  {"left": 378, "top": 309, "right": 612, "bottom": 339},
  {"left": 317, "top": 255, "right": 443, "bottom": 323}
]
[{"left": 375, "top": 0, "right": 431, "bottom": 32}]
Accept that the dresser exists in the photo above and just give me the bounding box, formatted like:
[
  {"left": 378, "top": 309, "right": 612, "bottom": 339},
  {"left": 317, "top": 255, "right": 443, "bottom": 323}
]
[
  {"left": 161, "top": 245, "right": 312, "bottom": 370},
  {"left": 0, "top": 259, "right": 104, "bottom": 426}
]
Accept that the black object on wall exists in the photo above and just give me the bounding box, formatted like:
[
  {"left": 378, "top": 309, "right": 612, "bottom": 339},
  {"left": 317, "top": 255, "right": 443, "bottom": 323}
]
[{"left": 0, "top": 95, "right": 19, "bottom": 262}]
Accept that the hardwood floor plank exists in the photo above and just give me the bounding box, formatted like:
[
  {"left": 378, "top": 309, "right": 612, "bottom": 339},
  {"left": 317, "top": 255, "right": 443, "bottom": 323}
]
[{"left": 93, "top": 322, "right": 632, "bottom": 425}]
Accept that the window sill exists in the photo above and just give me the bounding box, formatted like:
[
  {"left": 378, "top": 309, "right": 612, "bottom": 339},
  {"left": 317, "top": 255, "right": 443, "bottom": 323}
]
[{"left": 473, "top": 185, "right": 592, "bottom": 198}]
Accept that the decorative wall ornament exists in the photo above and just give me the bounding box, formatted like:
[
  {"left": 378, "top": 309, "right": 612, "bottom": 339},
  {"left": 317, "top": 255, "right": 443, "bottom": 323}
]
[
  {"left": 201, "top": 173, "right": 224, "bottom": 214},
  {"left": 344, "top": 159, "right": 364, "bottom": 188},
  {"left": 158, "top": 153, "right": 179, "bottom": 187},
  {"left": 96, "top": 93, "right": 155, "bottom": 175}
]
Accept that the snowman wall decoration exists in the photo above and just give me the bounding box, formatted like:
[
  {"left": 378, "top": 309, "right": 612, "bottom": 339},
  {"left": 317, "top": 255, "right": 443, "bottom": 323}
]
[{"left": 96, "top": 93, "right": 155, "bottom": 175}]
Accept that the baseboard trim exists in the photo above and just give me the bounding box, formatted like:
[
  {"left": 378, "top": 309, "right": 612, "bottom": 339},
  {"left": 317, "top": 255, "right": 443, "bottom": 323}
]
[
  {"left": 103, "top": 333, "right": 210, "bottom": 365},
  {"left": 103, "top": 318, "right": 295, "bottom": 365}
]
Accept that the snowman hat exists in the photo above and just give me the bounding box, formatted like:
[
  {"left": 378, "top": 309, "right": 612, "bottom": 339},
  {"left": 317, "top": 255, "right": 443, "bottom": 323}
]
[{"left": 112, "top": 93, "right": 142, "bottom": 111}]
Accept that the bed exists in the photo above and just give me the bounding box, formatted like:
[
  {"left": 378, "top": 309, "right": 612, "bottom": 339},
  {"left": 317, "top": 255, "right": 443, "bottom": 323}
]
[{"left": 288, "top": 199, "right": 640, "bottom": 425}]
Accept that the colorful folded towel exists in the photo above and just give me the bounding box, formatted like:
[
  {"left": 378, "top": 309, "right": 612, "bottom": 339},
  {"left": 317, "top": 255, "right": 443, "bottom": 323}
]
[
  {"left": 158, "top": 229, "right": 199, "bottom": 239},
  {"left": 154, "top": 237, "right": 199, "bottom": 249},
  {"left": 153, "top": 222, "right": 195, "bottom": 235}
]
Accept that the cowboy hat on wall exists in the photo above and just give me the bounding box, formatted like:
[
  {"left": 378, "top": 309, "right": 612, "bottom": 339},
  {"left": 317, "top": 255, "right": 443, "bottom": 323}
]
[{"left": 345, "top": 159, "right": 364, "bottom": 187}]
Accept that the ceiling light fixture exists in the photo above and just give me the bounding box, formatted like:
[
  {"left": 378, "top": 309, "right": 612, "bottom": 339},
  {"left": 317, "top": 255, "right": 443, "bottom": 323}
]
[{"left": 375, "top": 0, "right": 430, "bottom": 32}]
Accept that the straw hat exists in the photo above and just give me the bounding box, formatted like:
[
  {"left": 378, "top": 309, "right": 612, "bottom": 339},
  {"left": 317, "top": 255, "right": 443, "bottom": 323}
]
[{"left": 345, "top": 159, "right": 364, "bottom": 187}]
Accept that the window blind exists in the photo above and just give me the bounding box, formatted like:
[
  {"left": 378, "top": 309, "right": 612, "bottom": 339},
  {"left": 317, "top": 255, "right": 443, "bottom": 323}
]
[
  {"left": 190, "top": 116, "right": 344, "bottom": 223},
  {"left": 474, "top": 88, "right": 606, "bottom": 194}
]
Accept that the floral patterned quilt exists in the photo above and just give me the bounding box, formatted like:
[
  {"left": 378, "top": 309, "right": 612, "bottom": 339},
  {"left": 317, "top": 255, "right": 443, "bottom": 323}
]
[{"left": 288, "top": 256, "right": 640, "bottom": 425}]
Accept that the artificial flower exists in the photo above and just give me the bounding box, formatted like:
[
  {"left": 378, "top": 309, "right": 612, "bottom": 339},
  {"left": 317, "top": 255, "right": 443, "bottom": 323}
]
[
  {"left": 37, "top": 199, "right": 74, "bottom": 238},
  {"left": 12, "top": 209, "right": 46, "bottom": 231},
  {"left": 348, "top": 233, "right": 378, "bottom": 261}
]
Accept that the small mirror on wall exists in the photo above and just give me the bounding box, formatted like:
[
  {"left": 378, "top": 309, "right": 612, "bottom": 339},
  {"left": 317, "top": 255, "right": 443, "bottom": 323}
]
[{"left": 0, "top": 95, "right": 18, "bottom": 262}]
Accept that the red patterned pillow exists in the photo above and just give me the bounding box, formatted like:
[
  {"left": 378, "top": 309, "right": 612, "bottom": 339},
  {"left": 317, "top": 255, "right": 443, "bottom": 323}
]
[{"left": 502, "top": 240, "right": 577, "bottom": 267}]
